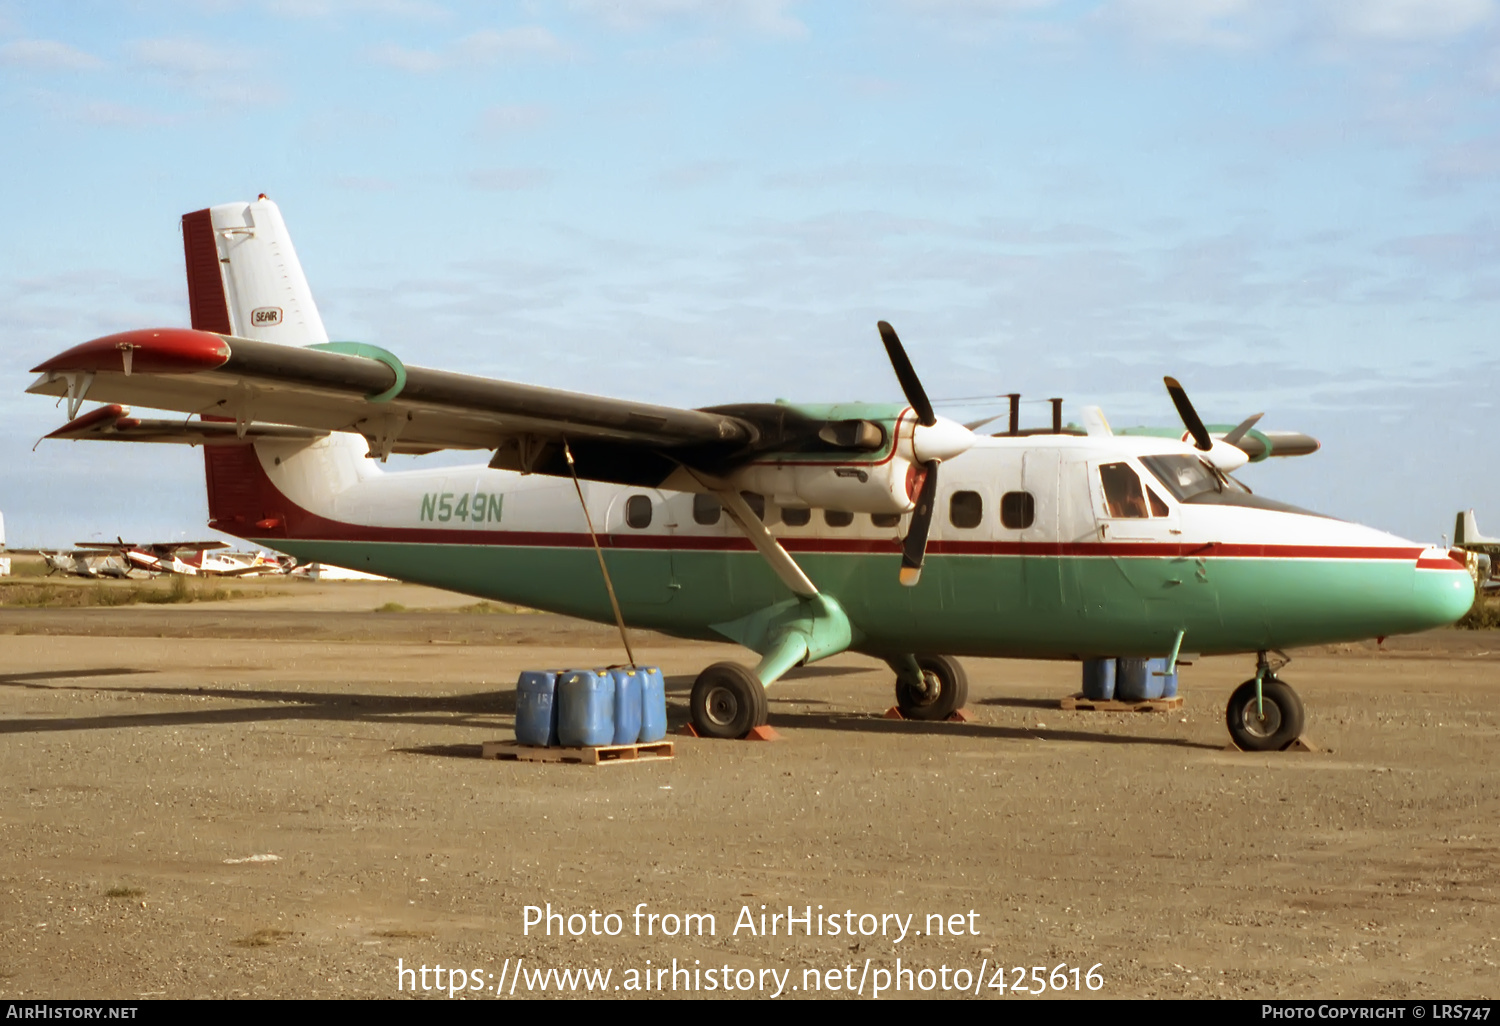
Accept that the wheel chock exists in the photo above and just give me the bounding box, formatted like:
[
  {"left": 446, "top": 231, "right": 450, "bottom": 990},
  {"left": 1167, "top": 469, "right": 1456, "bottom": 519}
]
[
  {"left": 1222, "top": 734, "right": 1320, "bottom": 753},
  {"left": 676, "top": 723, "right": 780, "bottom": 741},
  {"left": 882, "top": 707, "right": 972, "bottom": 722}
]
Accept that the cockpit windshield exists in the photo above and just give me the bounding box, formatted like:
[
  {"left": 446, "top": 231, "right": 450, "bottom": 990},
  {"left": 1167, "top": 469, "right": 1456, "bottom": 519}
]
[{"left": 1139, "top": 454, "right": 1247, "bottom": 503}]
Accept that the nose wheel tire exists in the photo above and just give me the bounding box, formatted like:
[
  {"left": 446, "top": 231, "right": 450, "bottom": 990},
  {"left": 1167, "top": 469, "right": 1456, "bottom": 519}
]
[
  {"left": 1226, "top": 677, "right": 1304, "bottom": 752},
  {"left": 690, "top": 662, "right": 769, "bottom": 739},
  {"left": 895, "top": 654, "right": 969, "bottom": 721}
]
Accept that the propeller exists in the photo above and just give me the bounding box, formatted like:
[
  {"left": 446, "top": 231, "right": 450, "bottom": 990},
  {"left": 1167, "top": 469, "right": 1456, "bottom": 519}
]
[
  {"left": 1163, "top": 376, "right": 1211, "bottom": 452},
  {"left": 878, "top": 321, "right": 973, "bottom": 587},
  {"left": 879, "top": 321, "right": 935, "bottom": 427},
  {"left": 1162, "top": 376, "right": 1253, "bottom": 473}
]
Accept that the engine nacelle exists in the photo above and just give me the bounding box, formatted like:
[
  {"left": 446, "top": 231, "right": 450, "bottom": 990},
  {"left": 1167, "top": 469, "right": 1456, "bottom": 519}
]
[{"left": 726, "top": 456, "right": 920, "bottom": 515}]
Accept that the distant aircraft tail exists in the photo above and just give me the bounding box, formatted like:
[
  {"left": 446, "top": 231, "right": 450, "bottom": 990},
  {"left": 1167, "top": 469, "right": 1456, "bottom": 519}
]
[
  {"left": 181, "top": 196, "right": 371, "bottom": 538},
  {"left": 1453, "top": 510, "right": 1500, "bottom": 548}
]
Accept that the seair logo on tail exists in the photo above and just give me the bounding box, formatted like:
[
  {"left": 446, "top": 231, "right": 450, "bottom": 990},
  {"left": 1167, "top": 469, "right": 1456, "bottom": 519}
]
[{"left": 251, "top": 306, "right": 283, "bottom": 326}]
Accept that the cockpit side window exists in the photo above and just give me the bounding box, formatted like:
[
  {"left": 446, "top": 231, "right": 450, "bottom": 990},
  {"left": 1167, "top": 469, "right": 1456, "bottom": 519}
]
[
  {"left": 1147, "top": 487, "right": 1169, "bottom": 517},
  {"left": 1099, "top": 462, "right": 1149, "bottom": 519},
  {"left": 1140, "top": 454, "right": 1246, "bottom": 503}
]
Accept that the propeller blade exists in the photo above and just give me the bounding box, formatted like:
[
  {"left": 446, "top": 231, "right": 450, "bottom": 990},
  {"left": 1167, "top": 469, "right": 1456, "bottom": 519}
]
[
  {"left": 1163, "top": 376, "right": 1212, "bottom": 452},
  {"left": 878, "top": 321, "right": 936, "bottom": 427},
  {"left": 1221, "top": 411, "right": 1264, "bottom": 447},
  {"left": 899, "top": 459, "right": 940, "bottom": 587}
]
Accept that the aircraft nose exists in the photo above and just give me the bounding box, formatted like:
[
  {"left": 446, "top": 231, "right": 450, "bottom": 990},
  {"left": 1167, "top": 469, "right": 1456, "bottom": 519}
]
[{"left": 1412, "top": 547, "right": 1476, "bottom": 629}]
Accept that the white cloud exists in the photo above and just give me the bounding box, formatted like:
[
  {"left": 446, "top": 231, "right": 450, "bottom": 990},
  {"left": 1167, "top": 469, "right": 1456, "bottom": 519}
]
[
  {"left": 367, "top": 25, "right": 570, "bottom": 72},
  {"left": 1102, "top": 0, "right": 1269, "bottom": 48},
  {"left": 0, "top": 39, "right": 106, "bottom": 72},
  {"left": 467, "top": 166, "right": 557, "bottom": 190},
  {"left": 129, "top": 37, "right": 251, "bottom": 78},
  {"left": 1329, "top": 0, "right": 1495, "bottom": 41},
  {"left": 567, "top": 0, "right": 808, "bottom": 38},
  {"left": 367, "top": 42, "right": 445, "bottom": 72},
  {"left": 457, "top": 26, "right": 569, "bottom": 60},
  {"left": 478, "top": 103, "right": 550, "bottom": 134},
  {"left": 265, "top": 0, "right": 449, "bottom": 17}
]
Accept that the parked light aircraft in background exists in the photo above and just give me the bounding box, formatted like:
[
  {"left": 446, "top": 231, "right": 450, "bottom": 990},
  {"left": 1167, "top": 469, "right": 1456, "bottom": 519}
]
[
  {"left": 42, "top": 549, "right": 137, "bottom": 579},
  {"left": 25, "top": 197, "right": 1475, "bottom": 749},
  {"left": 1452, "top": 510, "right": 1499, "bottom": 593},
  {"left": 50, "top": 540, "right": 289, "bottom": 578}
]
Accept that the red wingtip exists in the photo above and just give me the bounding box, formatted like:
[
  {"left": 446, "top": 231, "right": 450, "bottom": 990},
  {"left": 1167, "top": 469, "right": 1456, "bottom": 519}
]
[
  {"left": 45, "top": 404, "right": 127, "bottom": 438},
  {"left": 31, "top": 328, "right": 231, "bottom": 375}
]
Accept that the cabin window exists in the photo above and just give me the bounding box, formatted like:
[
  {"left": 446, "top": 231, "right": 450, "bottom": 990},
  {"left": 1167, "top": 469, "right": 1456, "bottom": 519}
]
[
  {"left": 782, "top": 506, "right": 811, "bottom": 527},
  {"left": 871, "top": 512, "right": 900, "bottom": 528},
  {"left": 824, "top": 509, "right": 854, "bottom": 528},
  {"left": 1099, "top": 462, "right": 1149, "bottom": 519},
  {"left": 741, "top": 492, "right": 768, "bottom": 522},
  {"left": 1001, "top": 491, "right": 1035, "bottom": 529},
  {"left": 949, "top": 491, "right": 983, "bottom": 529},
  {"left": 625, "top": 495, "right": 653, "bottom": 529},
  {"left": 692, "top": 493, "right": 721, "bottom": 526},
  {"left": 1147, "top": 487, "right": 1170, "bottom": 518}
]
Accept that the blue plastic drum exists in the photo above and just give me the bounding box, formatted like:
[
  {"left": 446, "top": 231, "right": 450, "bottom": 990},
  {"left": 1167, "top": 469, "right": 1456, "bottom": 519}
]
[
  {"left": 514, "top": 670, "right": 559, "bottom": 747},
  {"left": 557, "top": 670, "right": 614, "bottom": 747},
  {"left": 638, "top": 667, "right": 667, "bottom": 743},
  {"left": 1081, "top": 658, "right": 1116, "bottom": 701},
  {"left": 608, "top": 668, "right": 644, "bottom": 745},
  {"left": 1115, "top": 657, "right": 1164, "bottom": 701}
]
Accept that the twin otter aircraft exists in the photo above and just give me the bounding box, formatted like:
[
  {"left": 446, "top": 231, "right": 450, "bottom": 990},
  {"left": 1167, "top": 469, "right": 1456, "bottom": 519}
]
[{"left": 27, "top": 198, "right": 1474, "bottom": 749}]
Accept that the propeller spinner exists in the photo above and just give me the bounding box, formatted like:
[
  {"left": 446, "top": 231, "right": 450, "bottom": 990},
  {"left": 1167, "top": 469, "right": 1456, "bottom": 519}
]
[{"left": 878, "top": 321, "right": 974, "bottom": 586}]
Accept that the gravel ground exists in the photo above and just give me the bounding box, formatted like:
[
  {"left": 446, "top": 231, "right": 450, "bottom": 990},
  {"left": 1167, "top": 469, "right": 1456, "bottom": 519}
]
[{"left": 0, "top": 586, "right": 1496, "bottom": 1000}]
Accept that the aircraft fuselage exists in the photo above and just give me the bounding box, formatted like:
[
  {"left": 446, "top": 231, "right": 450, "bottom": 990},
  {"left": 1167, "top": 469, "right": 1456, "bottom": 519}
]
[{"left": 215, "top": 430, "right": 1473, "bottom": 662}]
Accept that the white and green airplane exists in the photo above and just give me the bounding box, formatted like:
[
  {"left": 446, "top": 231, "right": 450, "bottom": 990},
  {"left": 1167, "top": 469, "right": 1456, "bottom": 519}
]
[{"left": 27, "top": 198, "right": 1475, "bottom": 751}]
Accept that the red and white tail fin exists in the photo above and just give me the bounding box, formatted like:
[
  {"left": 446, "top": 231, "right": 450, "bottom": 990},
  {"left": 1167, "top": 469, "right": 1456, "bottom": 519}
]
[
  {"left": 181, "top": 195, "right": 328, "bottom": 344},
  {"left": 183, "top": 197, "right": 371, "bottom": 538}
]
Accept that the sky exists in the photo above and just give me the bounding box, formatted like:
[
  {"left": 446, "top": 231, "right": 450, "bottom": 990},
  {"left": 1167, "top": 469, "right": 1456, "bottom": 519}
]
[{"left": 1, "top": 0, "right": 1497, "bottom": 547}]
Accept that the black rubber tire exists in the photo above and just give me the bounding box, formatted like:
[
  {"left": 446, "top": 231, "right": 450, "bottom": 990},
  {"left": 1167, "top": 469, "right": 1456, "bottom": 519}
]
[
  {"left": 690, "top": 662, "right": 768, "bottom": 739},
  {"left": 1226, "top": 677, "right": 1305, "bottom": 752},
  {"left": 895, "top": 654, "right": 969, "bottom": 721}
]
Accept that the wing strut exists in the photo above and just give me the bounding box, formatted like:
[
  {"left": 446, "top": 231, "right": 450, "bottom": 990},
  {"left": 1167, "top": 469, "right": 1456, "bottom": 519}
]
[{"left": 563, "top": 440, "right": 637, "bottom": 668}]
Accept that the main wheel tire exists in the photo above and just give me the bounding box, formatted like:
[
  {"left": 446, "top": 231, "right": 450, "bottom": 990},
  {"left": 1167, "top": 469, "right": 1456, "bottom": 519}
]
[
  {"left": 690, "top": 662, "right": 768, "bottom": 739},
  {"left": 895, "top": 654, "right": 969, "bottom": 721},
  {"left": 1226, "top": 677, "right": 1305, "bottom": 752}
]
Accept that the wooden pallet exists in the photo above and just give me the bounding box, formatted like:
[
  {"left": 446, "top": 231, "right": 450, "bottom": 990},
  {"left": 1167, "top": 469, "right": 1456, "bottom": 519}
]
[
  {"left": 480, "top": 740, "right": 675, "bottom": 765},
  {"left": 1060, "top": 693, "right": 1184, "bottom": 712}
]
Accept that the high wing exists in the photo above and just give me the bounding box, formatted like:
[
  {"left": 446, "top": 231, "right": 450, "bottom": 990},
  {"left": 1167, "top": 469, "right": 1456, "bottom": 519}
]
[
  {"left": 28, "top": 327, "right": 762, "bottom": 484},
  {"left": 27, "top": 198, "right": 951, "bottom": 489},
  {"left": 75, "top": 539, "right": 230, "bottom": 554}
]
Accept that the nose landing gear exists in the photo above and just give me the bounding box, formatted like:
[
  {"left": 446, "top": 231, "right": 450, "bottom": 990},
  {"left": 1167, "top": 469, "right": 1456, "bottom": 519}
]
[
  {"left": 1225, "top": 650, "right": 1305, "bottom": 752},
  {"left": 890, "top": 654, "right": 969, "bottom": 721}
]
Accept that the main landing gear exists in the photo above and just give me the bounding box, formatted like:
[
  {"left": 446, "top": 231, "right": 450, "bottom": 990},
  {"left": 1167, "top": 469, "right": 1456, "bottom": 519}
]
[
  {"left": 690, "top": 663, "right": 769, "bottom": 740},
  {"left": 890, "top": 654, "right": 968, "bottom": 721},
  {"left": 1225, "top": 651, "right": 1305, "bottom": 752}
]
